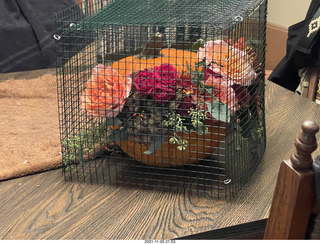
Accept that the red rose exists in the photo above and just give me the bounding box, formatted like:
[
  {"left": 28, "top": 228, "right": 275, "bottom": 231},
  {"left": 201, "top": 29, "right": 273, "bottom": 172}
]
[
  {"left": 135, "top": 70, "right": 156, "bottom": 96},
  {"left": 150, "top": 86, "right": 175, "bottom": 104},
  {"left": 154, "top": 63, "right": 177, "bottom": 87}
]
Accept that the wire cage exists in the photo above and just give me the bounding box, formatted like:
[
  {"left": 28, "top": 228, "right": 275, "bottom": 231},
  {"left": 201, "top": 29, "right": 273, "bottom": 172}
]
[{"left": 55, "top": 0, "right": 267, "bottom": 199}]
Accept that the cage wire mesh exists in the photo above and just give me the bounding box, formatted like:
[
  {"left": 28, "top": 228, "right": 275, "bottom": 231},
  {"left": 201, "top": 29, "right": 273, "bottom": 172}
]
[{"left": 55, "top": 0, "right": 267, "bottom": 199}]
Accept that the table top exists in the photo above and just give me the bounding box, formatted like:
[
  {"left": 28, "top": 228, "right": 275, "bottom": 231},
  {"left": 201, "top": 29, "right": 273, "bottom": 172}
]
[{"left": 1, "top": 69, "right": 320, "bottom": 240}]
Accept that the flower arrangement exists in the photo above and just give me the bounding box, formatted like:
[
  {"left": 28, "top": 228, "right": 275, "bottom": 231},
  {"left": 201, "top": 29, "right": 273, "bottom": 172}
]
[{"left": 79, "top": 37, "right": 263, "bottom": 166}]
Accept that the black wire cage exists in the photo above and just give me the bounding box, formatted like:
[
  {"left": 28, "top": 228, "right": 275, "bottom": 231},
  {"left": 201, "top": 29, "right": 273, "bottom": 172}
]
[{"left": 55, "top": 0, "right": 267, "bottom": 199}]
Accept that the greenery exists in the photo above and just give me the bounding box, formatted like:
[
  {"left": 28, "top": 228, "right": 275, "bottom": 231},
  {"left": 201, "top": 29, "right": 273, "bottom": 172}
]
[{"left": 61, "top": 119, "right": 110, "bottom": 169}]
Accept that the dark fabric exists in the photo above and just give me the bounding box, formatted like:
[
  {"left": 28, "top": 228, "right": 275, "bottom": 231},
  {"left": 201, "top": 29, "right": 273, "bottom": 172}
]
[
  {"left": 269, "top": 0, "right": 320, "bottom": 91},
  {"left": 0, "top": 0, "right": 80, "bottom": 73},
  {"left": 313, "top": 155, "right": 320, "bottom": 209}
]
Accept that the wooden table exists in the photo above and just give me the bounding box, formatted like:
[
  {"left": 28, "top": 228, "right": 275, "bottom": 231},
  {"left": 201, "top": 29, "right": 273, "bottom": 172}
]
[{"left": 1, "top": 70, "right": 320, "bottom": 240}]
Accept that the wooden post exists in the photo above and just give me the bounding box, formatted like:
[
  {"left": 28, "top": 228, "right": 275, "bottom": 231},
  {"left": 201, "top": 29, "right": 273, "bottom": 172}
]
[{"left": 264, "top": 121, "right": 319, "bottom": 239}]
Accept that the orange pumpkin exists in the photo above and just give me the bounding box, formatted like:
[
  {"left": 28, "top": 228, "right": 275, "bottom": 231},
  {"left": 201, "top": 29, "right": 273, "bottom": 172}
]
[
  {"left": 120, "top": 120, "right": 227, "bottom": 167},
  {"left": 111, "top": 48, "right": 199, "bottom": 78},
  {"left": 109, "top": 48, "right": 226, "bottom": 167}
]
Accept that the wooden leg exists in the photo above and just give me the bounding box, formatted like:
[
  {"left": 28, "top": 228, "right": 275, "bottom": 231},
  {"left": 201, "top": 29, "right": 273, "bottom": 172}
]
[
  {"left": 264, "top": 160, "right": 315, "bottom": 239},
  {"left": 265, "top": 121, "right": 319, "bottom": 239}
]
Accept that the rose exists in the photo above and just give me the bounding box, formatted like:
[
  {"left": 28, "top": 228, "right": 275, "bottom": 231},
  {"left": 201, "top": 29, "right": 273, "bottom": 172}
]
[
  {"left": 134, "top": 69, "right": 157, "bottom": 96},
  {"left": 81, "top": 64, "right": 132, "bottom": 117},
  {"left": 204, "top": 67, "right": 227, "bottom": 82},
  {"left": 154, "top": 63, "right": 177, "bottom": 87},
  {"left": 228, "top": 37, "right": 262, "bottom": 75},
  {"left": 147, "top": 64, "right": 178, "bottom": 103},
  {"left": 150, "top": 86, "right": 175, "bottom": 104},
  {"left": 198, "top": 40, "right": 256, "bottom": 86},
  {"left": 204, "top": 67, "right": 230, "bottom": 96},
  {"left": 135, "top": 65, "right": 178, "bottom": 103}
]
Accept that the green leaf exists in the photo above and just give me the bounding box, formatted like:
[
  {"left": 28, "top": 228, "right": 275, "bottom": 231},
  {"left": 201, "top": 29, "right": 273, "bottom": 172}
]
[
  {"left": 206, "top": 100, "right": 230, "bottom": 123},
  {"left": 204, "top": 85, "right": 216, "bottom": 89},
  {"left": 195, "top": 60, "right": 206, "bottom": 67},
  {"left": 144, "top": 134, "right": 167, "bottom": 155},
  {"left": 106, "top": 117, "right": 122, "bottom": 126},
  {"left": 191, "top": 39, "right": 205, "bottom": 52},
  {"left": 210, "top": 60, "right": 224, "bottom": 68},
  {"left": 186, "top": 60, "right": 190, "bottom": 72},
  {"left": 203, "top": 87, "right": 216, "bottom": 99}
]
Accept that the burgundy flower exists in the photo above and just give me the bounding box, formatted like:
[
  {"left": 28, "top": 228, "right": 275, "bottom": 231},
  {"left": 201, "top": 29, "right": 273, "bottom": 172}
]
[
  {"left": 135, "top": 70, "right": 156, "bottom": 96},
  {"left": 231, "top": 84, "right": 250, "bottom": 107},
  {"left": 177, "top": 97, "right": 196, "bottom": 117},
  {"left": 154, "top": 63, "right": 177, "bottom": 87},
  {"left": 150, "top": 86, "right": 175, "bottom": 104},
  {"left": 177, "top": 73, "right": 192, "bottom": 88}
]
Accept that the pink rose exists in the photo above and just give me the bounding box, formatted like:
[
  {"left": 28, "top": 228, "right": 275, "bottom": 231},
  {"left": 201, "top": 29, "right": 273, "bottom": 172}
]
[
  {"left": 204, "top": 68, "right": 230, "bottom": 88},
  {"left": 150, "top": 86, "right": 175, "bottom": 104},
  {"left": 198, "top": 40, "right": 256, "bottom": 86},
  {"left": 204, "top": 67, "right": 227, "bottom": 82},
  {"left": 154, "top": 63, "right": 177, "bottom": 87},
  {"left": 198, "top": 40, "right": 215, "bottom": 65},
  {"left": 205, "top": 71, "right": 240, "bottom": 115},
  {"left": 135, "top": 70, "right": 156, "bottom": 96}
]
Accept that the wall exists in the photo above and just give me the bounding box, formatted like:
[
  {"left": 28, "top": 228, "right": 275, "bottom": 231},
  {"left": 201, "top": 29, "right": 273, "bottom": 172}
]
[
  {"left": 268, "top": 0, "right": 311, "bottom": 28},
  {"left": 266, "top": 0, "right": 311, "bottom": 70}
]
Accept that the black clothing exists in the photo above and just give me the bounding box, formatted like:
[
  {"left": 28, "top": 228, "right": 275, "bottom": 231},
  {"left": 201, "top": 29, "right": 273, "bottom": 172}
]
[
  {"left": 0, "top": 0, "right": 80, "bottom": 73},
  {"left": 268, "top": 0, "right": 320, "bottom": 91}
]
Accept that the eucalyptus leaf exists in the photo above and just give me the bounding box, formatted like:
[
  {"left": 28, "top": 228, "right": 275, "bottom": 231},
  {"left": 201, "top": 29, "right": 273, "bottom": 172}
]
[
  {"left": 204, "top": 87, "right": 216, "bottom": 99},
  {"left": 144, "top": 134, "right": 167, "bottom": 155},
  {"left": 106, "top": 117, "right": 122, "bottom": 126},
  {"left": 206, "top": 100, "right": 230, "bottom": 123}
]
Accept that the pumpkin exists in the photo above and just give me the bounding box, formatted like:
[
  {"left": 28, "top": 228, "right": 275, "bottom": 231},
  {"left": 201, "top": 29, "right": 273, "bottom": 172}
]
[
  {"left": 119, "top": 120, "right": 227, "bottom": 167},
  {"left": 108, "top": 48, "right": 226, "bottom": 167},
  {"left": 111, "top": 48, "right": 199, "bottom": 78}
]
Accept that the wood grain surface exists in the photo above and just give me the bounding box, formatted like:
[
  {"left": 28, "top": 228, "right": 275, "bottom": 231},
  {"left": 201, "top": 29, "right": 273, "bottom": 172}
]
[{"left": 1, "top": 79, "right": 320, "bottom": 240}]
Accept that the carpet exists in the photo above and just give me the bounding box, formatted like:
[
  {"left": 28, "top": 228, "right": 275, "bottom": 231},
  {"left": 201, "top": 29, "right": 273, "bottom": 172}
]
[{"left": 0, "top": 71, "right": 61, "bottom": 180}]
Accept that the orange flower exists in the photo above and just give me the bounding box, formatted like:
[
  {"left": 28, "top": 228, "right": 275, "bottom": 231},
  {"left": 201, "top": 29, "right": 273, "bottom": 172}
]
[
  {"left": 230, "top": 37, "right": 262, "bottom": 75},
  {"left": 81, "top": 64, "right": 132, "bottom": 117},
  {"left": 198, "top": 40, "right": 256, "bottom": 86}
]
